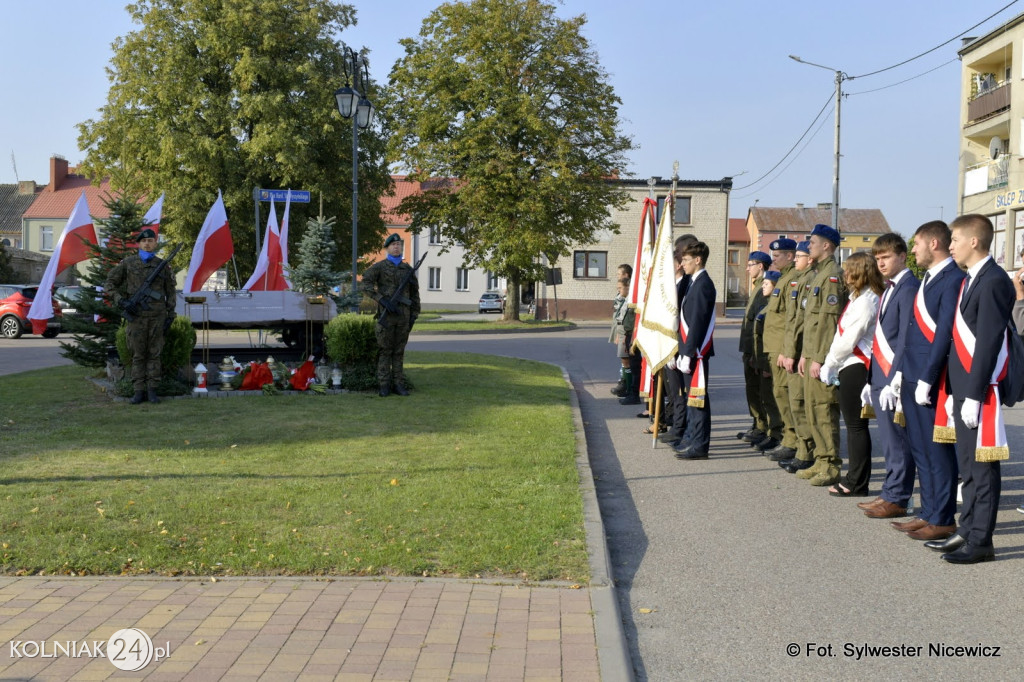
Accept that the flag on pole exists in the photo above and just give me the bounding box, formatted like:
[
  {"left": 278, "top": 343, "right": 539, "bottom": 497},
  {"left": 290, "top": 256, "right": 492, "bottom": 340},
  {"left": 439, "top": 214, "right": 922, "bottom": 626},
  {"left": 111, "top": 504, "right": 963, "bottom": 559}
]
[
  {"left": 279, "top": 190, "right": 293, "bottom": 289},
  {"left": 28, "top": 191, "right": 97, "bottom": 334},
  {"left": 628, "top": 197, "right": 657, "bottom": 309},
  {"left": 634, "top": 198, "right": 679, "bottom": 372},
  {"left": 183, "top": 191, "right": 233, "bottom": 292},
  {"left": 143, "top": 193, "right": 164, "bottom": 235},
  {"left": 243, "top": 198, "right": 287, "bottom": 291}
]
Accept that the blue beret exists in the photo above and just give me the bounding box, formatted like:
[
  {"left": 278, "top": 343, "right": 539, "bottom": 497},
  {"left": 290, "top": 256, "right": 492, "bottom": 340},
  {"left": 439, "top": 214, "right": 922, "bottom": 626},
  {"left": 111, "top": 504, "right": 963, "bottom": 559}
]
[
  {"left": 796, "top": 240, "right": 811, "bottom": 254},
  {"left": 769, "top": 238, "right": 797, "bottom": 251},
  {"left": 763, "top": 270, "right": 782, "bottom": 282},
  {"left": 810, "top": 224, "right": 841, "bottom": 246},
  {"left": 137, "top": 228, "right": 157, "bottom": 240},
  {"left": 384, "top": 233, "right": 402, "bottom": 247},
  {"left": 747, "top": 251, "right": 771, "bottom": 266}
]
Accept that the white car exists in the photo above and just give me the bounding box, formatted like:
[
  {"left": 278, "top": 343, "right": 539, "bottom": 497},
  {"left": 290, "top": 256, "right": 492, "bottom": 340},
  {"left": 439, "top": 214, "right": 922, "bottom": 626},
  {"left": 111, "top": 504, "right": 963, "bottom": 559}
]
[{"left": 478, "top": 292, "right": 505, "bottom": 314}]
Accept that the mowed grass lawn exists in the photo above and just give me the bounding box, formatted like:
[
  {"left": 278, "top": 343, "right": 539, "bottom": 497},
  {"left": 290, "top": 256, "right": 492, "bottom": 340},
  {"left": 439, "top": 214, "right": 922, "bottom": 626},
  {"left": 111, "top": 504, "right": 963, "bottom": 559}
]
[{"left": 0, "top": 352, "right": 587, "bottom": 582}]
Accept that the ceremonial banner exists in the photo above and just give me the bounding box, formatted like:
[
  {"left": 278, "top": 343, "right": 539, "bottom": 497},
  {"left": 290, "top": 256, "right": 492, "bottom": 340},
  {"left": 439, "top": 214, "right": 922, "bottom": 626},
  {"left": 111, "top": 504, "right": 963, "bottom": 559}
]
[{"left": 184, "top": 191, "right": 233, "bottom": 292}]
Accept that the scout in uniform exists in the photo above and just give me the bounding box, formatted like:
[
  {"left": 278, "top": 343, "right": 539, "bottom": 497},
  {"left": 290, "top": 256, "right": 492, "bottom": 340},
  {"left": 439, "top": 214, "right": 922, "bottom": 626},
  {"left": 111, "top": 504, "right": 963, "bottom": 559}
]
[
  {"left": 778, "top": 241, "right": 818, "bottom": 472},
  {"left": 761, "top": 238, "right": 800, "bottom": 461},
  {"left": 738, "top": 251, "right": 781, "bottom": 448},
  {"left": 797, "top": 225, "right": 848, "bottom": 486}
]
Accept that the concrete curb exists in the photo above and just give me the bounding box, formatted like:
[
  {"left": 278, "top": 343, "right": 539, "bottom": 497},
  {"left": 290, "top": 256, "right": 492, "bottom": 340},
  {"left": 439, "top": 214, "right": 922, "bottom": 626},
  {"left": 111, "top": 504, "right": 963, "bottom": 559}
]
[{"left": 563, "top": 367, "right": 635, "bottom": 682}]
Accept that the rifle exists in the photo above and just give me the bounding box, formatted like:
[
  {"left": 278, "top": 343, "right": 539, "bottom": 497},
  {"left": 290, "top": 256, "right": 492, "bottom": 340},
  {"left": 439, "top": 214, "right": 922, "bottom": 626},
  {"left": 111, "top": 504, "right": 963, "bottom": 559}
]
[
  {"left": 119, "top": 244, "right": 183, "bottom": 321},
  {"left": 377, "top": 253, "right": 427, "bottom": 327}
]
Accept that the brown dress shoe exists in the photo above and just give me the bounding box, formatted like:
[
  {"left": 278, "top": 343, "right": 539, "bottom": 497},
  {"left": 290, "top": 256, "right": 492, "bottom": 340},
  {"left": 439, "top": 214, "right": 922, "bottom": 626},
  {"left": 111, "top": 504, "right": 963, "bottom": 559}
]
[
  {"left": 905, "top": 524, "right": 957, "bottom": 541},
  {"left": 891, "top": 518, "right": 928, "bottom": 532},
  {"left": 864, "top": 500, "right": 908, "bottom": 519},
  {"left": 857, "top": 496, "right": 884, "bottom": 510}
]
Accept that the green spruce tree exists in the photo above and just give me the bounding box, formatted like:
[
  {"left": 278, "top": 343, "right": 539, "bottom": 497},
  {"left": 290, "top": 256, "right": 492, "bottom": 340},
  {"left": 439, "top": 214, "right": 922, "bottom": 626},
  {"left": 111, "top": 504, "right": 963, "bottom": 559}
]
[
  {"left": 59, "top": 192, "right": 169, "bottom": 367},
  {"left": 288, "top": 215, "right": 350, "bottom": 304}
]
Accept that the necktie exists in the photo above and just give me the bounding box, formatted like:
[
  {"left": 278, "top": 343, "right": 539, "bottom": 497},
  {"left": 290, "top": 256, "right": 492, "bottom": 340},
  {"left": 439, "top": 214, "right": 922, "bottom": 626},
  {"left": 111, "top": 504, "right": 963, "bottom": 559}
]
[
  {"left": 881, "top": 280, "right": 894, "bottom": 316},
  {"left": 922, "top": 272, "right": 931, "bottom": 288},
  {"left": 961, "top": 273, "right": 972, "bottom": 311}
]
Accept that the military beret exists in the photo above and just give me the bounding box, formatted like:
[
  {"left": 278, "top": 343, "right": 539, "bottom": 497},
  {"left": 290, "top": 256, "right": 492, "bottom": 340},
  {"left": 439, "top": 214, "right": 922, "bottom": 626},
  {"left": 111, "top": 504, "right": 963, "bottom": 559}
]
[
  {"left": 748, "top": 251, "right": 771, "bottom": 266},
  {"left": 796, "top": 240, "right": 811, "bottom": 254},
  {"left": 763, "top": 270, "right": 782, "bottom": 282},
  {"left": 769, "top": 238, "right": 797, "bottom": 251},
  {"left": 137, "top": 228, "right": 157, "bottom": 240},
  {"left": 384, "top": 233, "right": 403, "bottom": 248},
  {"left": 810, "top": 224, "right": 841, "bottom": 246}
]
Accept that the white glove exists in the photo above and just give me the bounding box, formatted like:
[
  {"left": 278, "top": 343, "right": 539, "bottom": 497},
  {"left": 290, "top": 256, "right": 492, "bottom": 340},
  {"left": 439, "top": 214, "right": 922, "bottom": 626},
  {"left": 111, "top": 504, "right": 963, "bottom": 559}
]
[
  {"left": 961, "top": 398, "right": 981, "bottom": 429},
  {"left": 680, "top": 355, "right": 692, "bottom": 374},
  {"left": 890, "top": 371, "right": 903, "bottom": 394},
  {"left": 666, "top": 355, "right": 677, "bottom": 371},
  {"left": 860, "top": 383, "right": 872, "bottom": 407},
  {"left": 819, "top": 363, "right": 836, "bottom": 386},
  {"left": 879, "top": 385, "right": 897, "bottom": 412},
  {"left": 915, "top": 380, "right": 932, "bottom": 406}
]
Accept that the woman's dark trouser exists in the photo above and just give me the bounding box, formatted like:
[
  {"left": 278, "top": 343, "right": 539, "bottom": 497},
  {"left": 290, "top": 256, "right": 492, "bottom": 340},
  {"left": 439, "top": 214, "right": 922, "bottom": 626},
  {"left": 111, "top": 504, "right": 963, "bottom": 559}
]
[{"left": 837, "top": 363, "right": 871, "bottom": 493}]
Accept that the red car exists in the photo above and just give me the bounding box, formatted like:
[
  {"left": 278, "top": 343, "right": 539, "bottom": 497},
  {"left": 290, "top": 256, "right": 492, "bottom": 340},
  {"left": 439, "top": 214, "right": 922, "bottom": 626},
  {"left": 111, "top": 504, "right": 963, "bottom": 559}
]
[{"left": 0, "top": 284, "right": 62, "bottom": 339}]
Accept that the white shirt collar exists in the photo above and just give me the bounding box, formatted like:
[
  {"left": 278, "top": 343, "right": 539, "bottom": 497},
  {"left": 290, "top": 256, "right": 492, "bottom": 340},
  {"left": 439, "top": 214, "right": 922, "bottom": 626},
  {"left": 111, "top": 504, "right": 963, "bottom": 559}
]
[
  {"left": 967, "top": 255, "right": 992, "bottom": 280},
  {"left": 926, "top": 256, "right": 953, "bottom": 281},
  {"left": 888, "top": 267, "right": 910, "bottom": 286},
  {"left": 690, "top": 268, "right": 705, "bottom": 282}
]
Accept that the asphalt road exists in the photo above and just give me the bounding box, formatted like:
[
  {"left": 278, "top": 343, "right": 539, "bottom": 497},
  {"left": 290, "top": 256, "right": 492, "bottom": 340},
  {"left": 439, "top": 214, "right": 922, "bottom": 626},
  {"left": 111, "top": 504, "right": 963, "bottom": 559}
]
[{"left": 6, "top": 321, "right": 1024, "bottom": 678}]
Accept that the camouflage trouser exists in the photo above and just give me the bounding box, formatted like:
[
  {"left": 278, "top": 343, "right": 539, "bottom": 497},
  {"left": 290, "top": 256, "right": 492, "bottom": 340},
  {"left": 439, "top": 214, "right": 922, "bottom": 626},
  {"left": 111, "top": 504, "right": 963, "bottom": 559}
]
[
  {"left": 128, "top": 315, "right": 165, "bottom": 391},
  {"left": 376, "top": 319, "right": 411, "bottom": 388}
]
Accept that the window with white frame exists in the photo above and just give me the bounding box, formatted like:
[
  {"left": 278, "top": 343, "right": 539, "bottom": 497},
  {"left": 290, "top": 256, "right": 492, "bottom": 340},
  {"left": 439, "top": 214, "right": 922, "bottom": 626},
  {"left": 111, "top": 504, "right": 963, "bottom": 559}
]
[
  {"left": 456, "top": 267, "right": 469, "bottom": 291},
  {"left": 429, "top": 226, "right": 441, "bottom": 245},
  {"left": 486, "top": 271, "right": 499, "bottom": 290},
  {"left": 41, "top": 226, "right": 53, "bottom": 251},
  {"left": 428, "top": 267, "right": 441, "bottom": 290}
]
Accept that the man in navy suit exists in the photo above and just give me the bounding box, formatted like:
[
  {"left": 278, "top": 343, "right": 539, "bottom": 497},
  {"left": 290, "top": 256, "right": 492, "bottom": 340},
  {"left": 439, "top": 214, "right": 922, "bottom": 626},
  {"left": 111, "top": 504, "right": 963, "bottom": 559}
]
[
  {"left": 664, "top": 235, "right": 697, "bottom": 447},
  {"left": 935, "top": 214, "right": 1014, "bottom": 564},
  {"left": 894, "top": 221, "right": 964, "bottom": 542},
  {"left": 862, "top": 234, "right": 919, "bottom": 519},
  {"left": 673, "top": 240, "right": 716, "bottom": 460}
]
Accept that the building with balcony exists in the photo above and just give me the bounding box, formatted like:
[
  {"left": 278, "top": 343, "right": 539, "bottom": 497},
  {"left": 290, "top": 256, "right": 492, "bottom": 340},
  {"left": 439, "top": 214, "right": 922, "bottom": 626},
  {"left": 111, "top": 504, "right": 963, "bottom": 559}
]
[{"left": 958, "top": 14, "right": 1024, "bottom": 270}]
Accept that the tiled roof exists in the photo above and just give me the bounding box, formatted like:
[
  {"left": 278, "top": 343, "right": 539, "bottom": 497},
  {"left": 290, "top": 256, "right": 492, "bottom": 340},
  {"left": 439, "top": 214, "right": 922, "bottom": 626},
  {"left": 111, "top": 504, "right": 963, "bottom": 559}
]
[
  {"left": 728, "top": 218, "right": 748, "bottom": 243},
  {"left": 22, "top": 173, "right": 113, "bottom": 221},
  {"left": 749, "top": 206, "right": 891, "bottom": 236},
  {"left": 380, "top": 175, "right": 422, "bottom": 226},
  {"left": 0, "top": 183, "right": 42, "bottom": 234}
]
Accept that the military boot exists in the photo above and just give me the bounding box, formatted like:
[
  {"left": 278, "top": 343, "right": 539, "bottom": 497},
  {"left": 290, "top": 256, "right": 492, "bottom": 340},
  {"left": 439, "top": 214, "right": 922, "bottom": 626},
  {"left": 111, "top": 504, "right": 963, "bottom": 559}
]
[
  {"left": 378, "top": 384, "right": 391, "bottom": 397},
  {"left": 808, "top": 466, "right": 841, "bottom": 487},
  {"left": 610, "top": 368, "right": 627, "bottom": 396},
  {"left": 795, "top": 458, "right": 828, "bottom": 480},
  {"left": 147, "top": 389, "right": 161, "bottom": 404},
  {"left": 393, "top": 383, "right": 410, "bottom": 396},
  {"left": 129, "top": 390, "right": 145, "bottom": 405}
]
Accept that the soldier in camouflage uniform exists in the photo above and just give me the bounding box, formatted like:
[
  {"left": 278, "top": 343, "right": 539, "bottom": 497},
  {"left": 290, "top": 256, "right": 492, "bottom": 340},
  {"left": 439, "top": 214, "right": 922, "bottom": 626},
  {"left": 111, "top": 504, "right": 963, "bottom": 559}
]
[
  {"left": 797, "top": 225, "right": 849, "bottom": 486},
  {"left": 760, "top": 239, "right": 800, "bottom": 462},
  {"left": 105, "top": 228, "right": 177, "bottom": 405},
  {"left": 361, "top": 234, "right": 421, "bottom": 397},
  {"left": 778, "top": 241, "right": 818, "bottom": 472}
]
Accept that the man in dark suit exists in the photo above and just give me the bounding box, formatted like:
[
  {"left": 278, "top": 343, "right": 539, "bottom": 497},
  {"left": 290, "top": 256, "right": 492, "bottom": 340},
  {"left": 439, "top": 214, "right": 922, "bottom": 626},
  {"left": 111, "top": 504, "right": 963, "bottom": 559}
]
[
  {"left": 664, "top": 235, "right": 697, "bottom": 447},
  {"left": 894, "top": 221, "right": 964, "bottom": 542},
  {"left": 673, "top": 240, "right": 716, "bottom": 460},
  {"left": 933, "top": 214, "right": 1014, "bottom": 564},
  {"left": 862, "top": 234, "right": 919, "bottom": 519}
]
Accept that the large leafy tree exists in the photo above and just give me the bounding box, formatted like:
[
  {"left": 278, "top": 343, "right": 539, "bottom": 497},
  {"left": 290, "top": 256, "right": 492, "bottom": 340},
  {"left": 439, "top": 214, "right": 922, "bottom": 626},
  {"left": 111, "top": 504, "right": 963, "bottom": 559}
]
[
  {"left": 77, "top": 0, "right": 392, "bottom": 281},
  {"left": 387, "top": 0, "right": 634, "bottom": 319}
]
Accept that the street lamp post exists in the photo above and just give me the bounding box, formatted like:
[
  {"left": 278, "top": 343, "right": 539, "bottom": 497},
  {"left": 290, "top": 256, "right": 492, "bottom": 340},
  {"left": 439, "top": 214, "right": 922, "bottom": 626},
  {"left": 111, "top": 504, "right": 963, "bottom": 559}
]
[
  {"left": 335, "top": 45, "right": 375, "bottom": 311},
  {"left": 789, "top": 55, "right": 845, "bottom": 232}
]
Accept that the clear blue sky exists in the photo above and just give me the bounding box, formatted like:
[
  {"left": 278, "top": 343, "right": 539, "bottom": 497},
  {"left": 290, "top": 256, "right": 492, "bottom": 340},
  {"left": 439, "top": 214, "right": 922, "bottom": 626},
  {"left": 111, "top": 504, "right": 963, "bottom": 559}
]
[{"left": 1, "top": 0, "right": 1019, "bottom": 236}]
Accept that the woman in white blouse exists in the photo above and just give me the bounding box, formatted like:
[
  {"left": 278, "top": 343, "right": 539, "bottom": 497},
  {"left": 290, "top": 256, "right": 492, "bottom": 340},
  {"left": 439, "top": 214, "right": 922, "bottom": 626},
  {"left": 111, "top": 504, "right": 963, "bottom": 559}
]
[{"left": 820, "top": 252, "right": 885, "bottom": 497}]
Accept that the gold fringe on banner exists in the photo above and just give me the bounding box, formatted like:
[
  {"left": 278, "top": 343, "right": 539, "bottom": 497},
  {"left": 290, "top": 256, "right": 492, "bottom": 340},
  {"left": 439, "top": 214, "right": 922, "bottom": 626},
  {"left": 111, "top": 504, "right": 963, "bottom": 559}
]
[
  {"left": 933, "top": 426, "right": 956, "bottom": 443},
  {"left": 860, "top": 404, "right": 875, "bottom": 419},
  {"left": 976, "top": 446, "right": 1010, "bottom": 462},
  {"left": 687, "top": 397, "right": 705, "bottom": 408},
  {"left": 893, "top": 411, "right": 906, "bottom": 427}
]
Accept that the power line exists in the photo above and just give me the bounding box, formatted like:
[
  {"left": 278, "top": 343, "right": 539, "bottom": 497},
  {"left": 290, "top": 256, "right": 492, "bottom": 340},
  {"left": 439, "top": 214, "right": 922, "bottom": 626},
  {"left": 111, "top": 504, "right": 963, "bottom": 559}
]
[
  {"left": 848, "top": 58, "right": 959, "bottom": 96},
  {"left": 732, "top": 91, "right": 833, "bottom": 191},
  {"left": 850, "top": 0, "right": 1020, "bottom": 79}
]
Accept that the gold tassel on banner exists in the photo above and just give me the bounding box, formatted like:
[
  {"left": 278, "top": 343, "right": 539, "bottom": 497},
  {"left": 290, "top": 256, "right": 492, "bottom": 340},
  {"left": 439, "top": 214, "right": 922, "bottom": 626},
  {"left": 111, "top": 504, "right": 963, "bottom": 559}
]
[
  {"left": 976, "top": 446, "right": 1010, "bottom": 462},
  {"left": 687, "top": 397, "right": 705, "bottom": 408},
  {"left": 860, "top": 404, "right": 875, "bottom": 419},
  {"left": 893, "top": 411, "right": 906, "bottom": 427},
  {"left": 933, "top": 426, "right": 956, "bottom": 443}
]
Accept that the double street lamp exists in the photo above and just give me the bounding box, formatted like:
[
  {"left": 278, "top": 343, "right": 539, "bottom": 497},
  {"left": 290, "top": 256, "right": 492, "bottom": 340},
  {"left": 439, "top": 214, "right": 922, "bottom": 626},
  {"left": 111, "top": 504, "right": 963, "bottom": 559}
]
[
  {"left": 789, "top": 55, "right": 846, "bottom": 232},
  {"left": 335, "top": 45, "right": 375, "bottom": 310}
]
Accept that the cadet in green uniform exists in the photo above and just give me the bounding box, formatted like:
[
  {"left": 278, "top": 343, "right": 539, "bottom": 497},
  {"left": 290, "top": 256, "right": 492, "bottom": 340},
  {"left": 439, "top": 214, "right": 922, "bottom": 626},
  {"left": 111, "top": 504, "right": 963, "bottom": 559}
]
[
  {"left": 106, "top": 228, "right": 177, "bottom": 405},
  {"left": 738, "top": 251, "right": 780, "bottom": 447},
  {"left": 778, "top": 242, "right": 818, "bottom": 472},
  {"left": 362, "top": 234, "right": 421, "bottom": 397},
  {"left": 761, "top": 239, "right": 800, "bottom": 461},
  {"left": 797, "top": 225, "right": 848, "bottom": 485}
]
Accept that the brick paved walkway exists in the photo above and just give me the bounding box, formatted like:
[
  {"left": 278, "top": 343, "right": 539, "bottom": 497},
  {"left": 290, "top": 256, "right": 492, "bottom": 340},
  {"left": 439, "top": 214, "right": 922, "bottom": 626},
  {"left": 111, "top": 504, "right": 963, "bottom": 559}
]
[{"left": 0, "top": 577, "right": 599, "bottom": 680}]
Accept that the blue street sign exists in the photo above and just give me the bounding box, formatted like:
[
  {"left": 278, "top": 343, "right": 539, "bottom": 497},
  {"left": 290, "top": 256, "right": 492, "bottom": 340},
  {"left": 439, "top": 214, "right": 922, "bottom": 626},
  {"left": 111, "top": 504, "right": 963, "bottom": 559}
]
[{"left": 257, "top": 189, "right": 310, "bottom": 203}]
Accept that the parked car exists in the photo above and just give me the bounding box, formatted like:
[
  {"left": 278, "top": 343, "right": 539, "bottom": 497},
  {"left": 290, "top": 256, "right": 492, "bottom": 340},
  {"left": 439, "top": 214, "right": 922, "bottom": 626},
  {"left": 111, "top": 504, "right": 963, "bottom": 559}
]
[
  {"left": 0, "top": 284, "right": 62, "bottom": 339},
  {"left": 478, "top": 292, "right": 505, "bottom": 314},
  {"left": 56, "top": 285, "right": 91, "bottom": 328}
]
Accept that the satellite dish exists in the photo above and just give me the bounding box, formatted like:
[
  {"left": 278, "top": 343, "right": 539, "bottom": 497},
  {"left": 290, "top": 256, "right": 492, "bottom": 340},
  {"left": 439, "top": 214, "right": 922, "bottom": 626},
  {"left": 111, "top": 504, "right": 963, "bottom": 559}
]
[{"left": 990, "top": 136, "right": 1003, "bottom": 160}]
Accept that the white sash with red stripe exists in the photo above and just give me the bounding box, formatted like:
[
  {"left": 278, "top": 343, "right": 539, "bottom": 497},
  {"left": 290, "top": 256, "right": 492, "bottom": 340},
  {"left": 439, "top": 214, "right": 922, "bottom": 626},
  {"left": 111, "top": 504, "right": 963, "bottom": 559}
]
[
  {"left": 680, "top": 313, "right": 715, "bottom": 407},
  {"left": 871, "top": 287, "right": 895, "bottom": 376},
  {"left": 951, "top": 280, "right": 1010, "bottom": 461},
  {"left": 837, "top": 301, "right": 872, "bottom": 368},
  {"left": 913, "top": 283, "right": 937, "bottom": 343}
]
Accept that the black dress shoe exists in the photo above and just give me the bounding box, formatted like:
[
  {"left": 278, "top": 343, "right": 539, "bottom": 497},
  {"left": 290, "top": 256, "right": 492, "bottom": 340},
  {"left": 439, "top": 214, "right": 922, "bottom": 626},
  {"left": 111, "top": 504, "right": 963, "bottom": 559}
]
[
  {"left": 755, "top": 437, "right": 780, "bottom": 452},
  {"left": 941, "top": 542, "right": 995, "bottom": 564},
  {"left": 767, "top": 446, "right": 797, "bottom": 461},
  {"left": 777, "top": 457, "right": 796, "bottom": 469},
  {"left": 740, "top": 429, "right": 765, "bottom": 443},
  {"left": 675, "top": 447, "right": 709, "bottom": 460},
  {"left": 785, "top": 459, "right": 814, "bottom": 474},
  {"left": 925, "top": 533, "right": 966, "bottom": 552}
]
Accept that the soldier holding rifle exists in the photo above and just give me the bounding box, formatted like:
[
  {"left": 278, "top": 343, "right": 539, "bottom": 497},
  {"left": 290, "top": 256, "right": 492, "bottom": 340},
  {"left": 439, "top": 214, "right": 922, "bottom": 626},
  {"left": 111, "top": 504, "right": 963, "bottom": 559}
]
[{"left": 105, "top": 228, "right": 178, "bottom": 405}]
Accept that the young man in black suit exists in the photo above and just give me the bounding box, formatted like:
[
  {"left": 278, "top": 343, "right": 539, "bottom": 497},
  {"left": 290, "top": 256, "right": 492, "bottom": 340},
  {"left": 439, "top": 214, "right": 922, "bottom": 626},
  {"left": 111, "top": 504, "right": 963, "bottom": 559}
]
[
  {"left": 673, "top": 240, "right": 716, "bottom": 460},
  {"left": 935, "top": 214, "right": 1014, "bottom": 564},
  {"left": 663, "top": 234, "right": 697, "bottom": 447}
]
